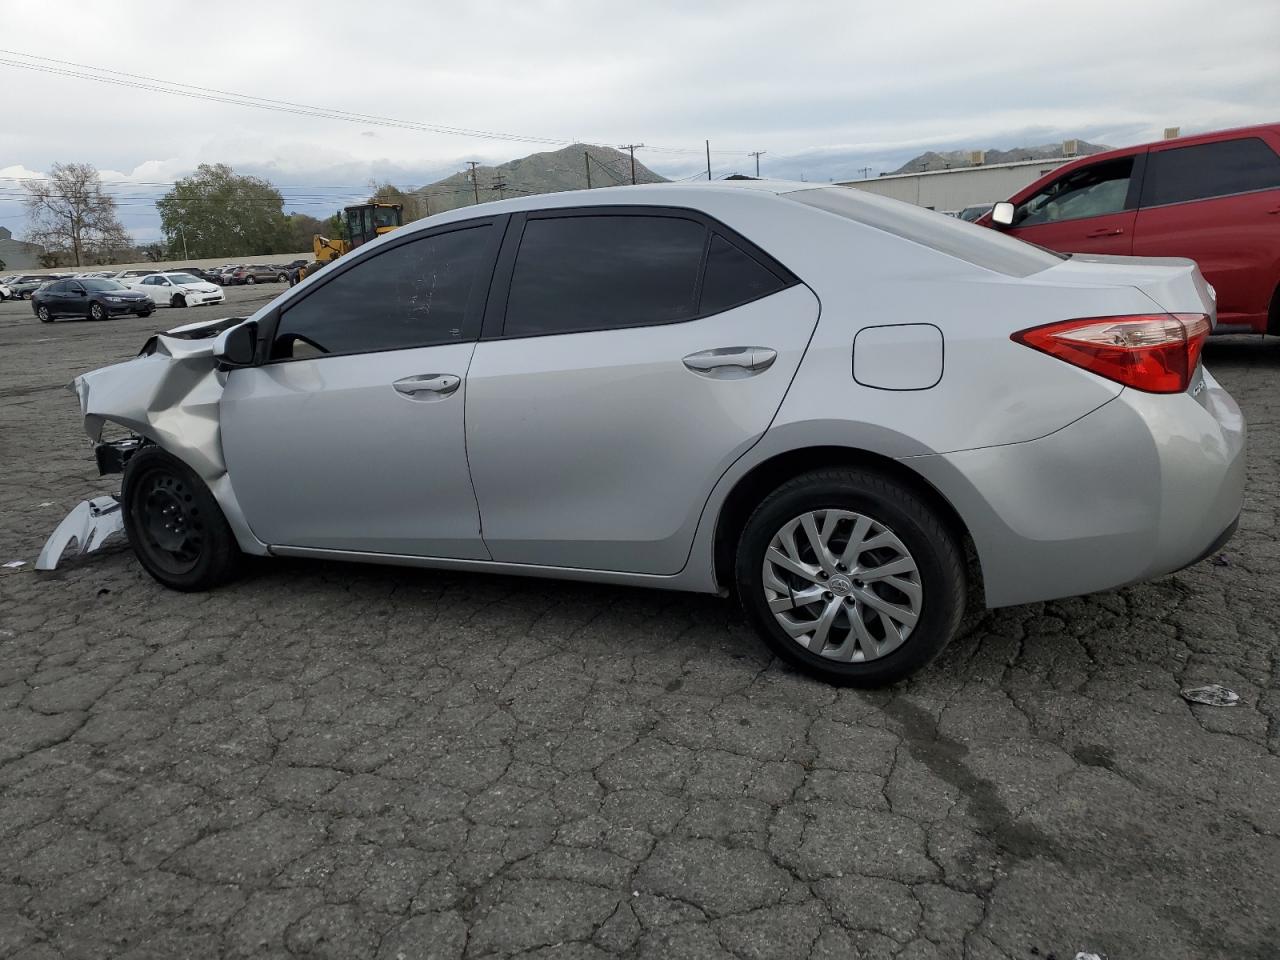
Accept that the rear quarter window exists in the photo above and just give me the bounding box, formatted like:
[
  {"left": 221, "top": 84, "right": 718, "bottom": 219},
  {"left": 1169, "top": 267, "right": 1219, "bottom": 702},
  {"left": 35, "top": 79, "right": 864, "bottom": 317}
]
[
  {"left": 1141, "top": 137, "right": 1280, "bottom": 207},
  {"left": 787, "top": 186, "right": 1066, "bottom": 278}
]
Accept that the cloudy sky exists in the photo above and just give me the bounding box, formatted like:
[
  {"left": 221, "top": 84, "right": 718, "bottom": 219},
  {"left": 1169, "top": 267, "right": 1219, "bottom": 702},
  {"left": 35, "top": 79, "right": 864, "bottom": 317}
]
[{"left": 2, "top": 0, "right": 1278, "bottom": 240}]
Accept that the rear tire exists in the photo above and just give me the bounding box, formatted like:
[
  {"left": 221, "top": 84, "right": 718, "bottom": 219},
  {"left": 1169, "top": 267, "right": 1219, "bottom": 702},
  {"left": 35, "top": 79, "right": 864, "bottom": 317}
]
[
  {"left": 122, "top": 447, "right": 241, "bottom": 591},
  {"left": 245, "top": 276, "right": 255, "bottom": 285},
  {"left": 276, "top": 272, "right": 288, "bottom": 282},
  {"left": 734, "top": 467, "right": 965, "bottom": 686}
]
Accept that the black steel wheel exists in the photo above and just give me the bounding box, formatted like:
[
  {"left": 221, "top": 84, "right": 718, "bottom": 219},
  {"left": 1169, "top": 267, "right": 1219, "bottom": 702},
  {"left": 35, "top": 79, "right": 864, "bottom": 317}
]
[{"left": 122, "top": 447, "right": 240, "bottom": 590}]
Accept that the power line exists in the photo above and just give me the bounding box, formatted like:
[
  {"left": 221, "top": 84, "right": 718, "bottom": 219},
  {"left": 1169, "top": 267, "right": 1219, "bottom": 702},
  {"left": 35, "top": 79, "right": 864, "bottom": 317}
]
[{"left": 0, "top": 48, "right": 749, "bottom": 157}]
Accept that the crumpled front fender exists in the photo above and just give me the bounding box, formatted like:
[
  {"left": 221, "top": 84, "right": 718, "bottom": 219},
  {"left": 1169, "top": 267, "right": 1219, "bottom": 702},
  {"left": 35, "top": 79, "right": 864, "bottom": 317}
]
[{"left": 69, "top": 319, "right": 268, "bottom": 556}]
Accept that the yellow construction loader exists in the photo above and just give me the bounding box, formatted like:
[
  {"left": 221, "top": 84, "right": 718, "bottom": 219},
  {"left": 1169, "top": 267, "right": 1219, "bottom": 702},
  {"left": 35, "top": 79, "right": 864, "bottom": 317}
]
[{"left": 311, "top": 202, "right": 404, "bottom": 267}]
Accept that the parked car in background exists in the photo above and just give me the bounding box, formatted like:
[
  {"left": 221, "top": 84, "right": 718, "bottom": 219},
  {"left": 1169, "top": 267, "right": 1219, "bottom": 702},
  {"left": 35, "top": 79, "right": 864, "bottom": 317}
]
[
  {"left": 228, "top": 264, "right": 284, "bottom": 285},
  {"left": 0, "top": 280, "right": 12, "bottom": 300},
  {"left": 172, "top": 266, "right": 222, "bottom": 284},
  {"left": 68, "top": 181, "right": 1243, "bottom": 686},
  {"left": 982, "top": 122, "right": 1280, "bottom": 334},
  {"left": 109, "top": 269, "right": 160, "bottom": 282},
  {"left": 31, "top": 278, "right": 154, "bottom": 322},
  {"left": 957, "top": 203, "right": 994, "bottom": 222},
  {"left": 124, "top": 272, "right": 224, "bottom": 308},
  {"left": 215, "top": 265, "right": 242, "bottom": 285},
  {"left": 6, "top": 275, "right": 55, "bottom": 299}
]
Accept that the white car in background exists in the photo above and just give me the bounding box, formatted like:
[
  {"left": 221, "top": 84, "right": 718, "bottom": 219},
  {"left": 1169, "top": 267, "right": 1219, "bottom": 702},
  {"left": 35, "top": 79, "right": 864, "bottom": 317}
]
[
  {"left": 125, "top": 272, "right": 225, "bottom": 308},
  {"left": 0, "top": 280, "right": 12, "bottom": 301}
]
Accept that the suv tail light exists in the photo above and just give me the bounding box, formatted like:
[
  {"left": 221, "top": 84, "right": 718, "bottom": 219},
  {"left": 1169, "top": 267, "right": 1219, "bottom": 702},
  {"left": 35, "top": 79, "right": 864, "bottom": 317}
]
[{"left": 1012, "top": 313, "right": 1210, "bottom": 393}]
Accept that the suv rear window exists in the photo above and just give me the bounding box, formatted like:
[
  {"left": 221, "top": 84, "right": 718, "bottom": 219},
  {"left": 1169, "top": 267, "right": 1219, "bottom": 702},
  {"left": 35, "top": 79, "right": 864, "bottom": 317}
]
[
  {"left": 1141, "top": 137, "right": 1280, "bottom": 207},
  {"left": 788, "top": 187, "right": 1065, "bottom": 278}
]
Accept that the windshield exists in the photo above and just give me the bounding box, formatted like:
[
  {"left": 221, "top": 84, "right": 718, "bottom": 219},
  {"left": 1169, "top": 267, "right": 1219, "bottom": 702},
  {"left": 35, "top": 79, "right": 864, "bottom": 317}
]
[
  {"left": 373, "top": 206, "right": 400, "bottom": 228},
  {"left": 81, "top": 279, "right": 125, "bottom": 291},
  {"left": 787, "top": 187, "right": 1066, "bottom": 278},
  {"left": 167, "top": 274, "right": 200, "bottom": 284}
]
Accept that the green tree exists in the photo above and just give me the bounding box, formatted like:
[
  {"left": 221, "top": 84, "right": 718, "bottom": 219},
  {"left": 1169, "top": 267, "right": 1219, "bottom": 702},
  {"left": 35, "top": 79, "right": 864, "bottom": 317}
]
[
  {"left": 157, "top": 164, "right": 293, "bottom": 258},
  {"left": 369, "top": 181, "right": 427, "bottom": 222},
  {"left": 286, "top": 212, "right": 328, "bottom": 252}
]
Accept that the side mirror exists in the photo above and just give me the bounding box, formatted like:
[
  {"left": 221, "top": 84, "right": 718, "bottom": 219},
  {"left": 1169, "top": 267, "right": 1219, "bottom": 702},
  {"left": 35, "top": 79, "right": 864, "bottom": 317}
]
[
  {"left": 991, "top": 201, "right": 1015, "bottom": 226},
  {"left": 213, "top": 320, "right": 258, "bottom": 367}
]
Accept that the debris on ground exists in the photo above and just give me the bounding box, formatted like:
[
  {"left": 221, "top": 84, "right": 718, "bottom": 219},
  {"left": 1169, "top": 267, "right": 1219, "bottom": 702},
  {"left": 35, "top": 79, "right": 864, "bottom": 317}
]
[
  {"left": 1073, "top": 953, "right": 1105, "bottom": 960},
  {"left": 3, "top": 560, "right": 26, "bottom": 569},
  {"left": 35, "top": 496, "right": 124, "bottom": 570},
  {"left": 1211, "top": 553, "right": 1230, "bottom": 566},
  {"left": 1180, "top": 683, "right": 1240, "bottom": 707}
]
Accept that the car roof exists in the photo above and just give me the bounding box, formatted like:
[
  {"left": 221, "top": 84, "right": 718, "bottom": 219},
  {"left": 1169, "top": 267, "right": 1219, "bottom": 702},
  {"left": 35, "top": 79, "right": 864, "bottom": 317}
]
[{"left": 1030, "top": 122, "right": 1280, "bottom": 180}]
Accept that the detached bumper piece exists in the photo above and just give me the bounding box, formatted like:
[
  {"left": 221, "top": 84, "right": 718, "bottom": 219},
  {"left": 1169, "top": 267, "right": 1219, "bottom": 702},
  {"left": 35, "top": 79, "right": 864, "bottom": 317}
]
[
  {"left": 95, "top": 437, "right": 143, "bottom": 475},
  {"left": 36, "top": 496, "right": 125, "bottom": 570}
]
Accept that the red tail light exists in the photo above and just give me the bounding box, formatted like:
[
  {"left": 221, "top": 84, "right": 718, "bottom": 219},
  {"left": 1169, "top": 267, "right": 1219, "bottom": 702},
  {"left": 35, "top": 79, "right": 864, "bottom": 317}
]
[{"left": 1012, "top": 313, "right": 1210, "bottom": 393}]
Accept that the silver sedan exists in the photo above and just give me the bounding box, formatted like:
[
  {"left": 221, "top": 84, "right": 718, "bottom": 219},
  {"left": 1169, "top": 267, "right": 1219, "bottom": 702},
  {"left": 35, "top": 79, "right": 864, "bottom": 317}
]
[{"left": 59, "top": 181, "right": 1245, "bottom": 685}]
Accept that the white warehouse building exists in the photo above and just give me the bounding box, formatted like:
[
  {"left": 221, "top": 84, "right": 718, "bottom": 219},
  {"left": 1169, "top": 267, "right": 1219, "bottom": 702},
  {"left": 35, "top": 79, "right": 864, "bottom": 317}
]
[{"left": 837, "top": 154, "right": 1078, "bottom": 213}]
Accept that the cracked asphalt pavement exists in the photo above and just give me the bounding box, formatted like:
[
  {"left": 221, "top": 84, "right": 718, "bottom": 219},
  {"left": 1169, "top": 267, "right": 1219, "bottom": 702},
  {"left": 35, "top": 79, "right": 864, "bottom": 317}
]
[{"left": 1, "top": 288, "right": 1278, "bottom": 959}]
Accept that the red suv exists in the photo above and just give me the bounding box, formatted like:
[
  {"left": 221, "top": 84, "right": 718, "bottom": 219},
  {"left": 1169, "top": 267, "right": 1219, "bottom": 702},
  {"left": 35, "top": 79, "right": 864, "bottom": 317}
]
[{"left": 981, "top": 123, "right": 1280, "bottom": 333}]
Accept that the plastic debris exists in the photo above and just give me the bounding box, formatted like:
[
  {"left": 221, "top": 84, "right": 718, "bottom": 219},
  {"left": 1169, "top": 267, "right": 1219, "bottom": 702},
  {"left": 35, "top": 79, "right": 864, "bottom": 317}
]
[
  {"left": 1180, "top": 683, "right": 1240, "bottom": 707},
  {"left": 1211, "top": 553, "right": 1230, "bottom": 566},
  {"left": 35, "top": 496, "right": 124, "bottom": 570},
  {"left": 1074, "top": 953, "right": 1105, "bottom": 960},
  {"left": 39, "top": 501, "right": 54, "bottom": 507},
  {"left": 3, "top": 560, "right": 26, "bottom": 569}
]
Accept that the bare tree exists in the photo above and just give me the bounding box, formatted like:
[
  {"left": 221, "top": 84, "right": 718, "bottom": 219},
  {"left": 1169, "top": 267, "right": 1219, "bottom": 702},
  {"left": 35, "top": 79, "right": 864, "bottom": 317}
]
[{"left": 23, "top": 163, "right": 132, "bottom": 267}]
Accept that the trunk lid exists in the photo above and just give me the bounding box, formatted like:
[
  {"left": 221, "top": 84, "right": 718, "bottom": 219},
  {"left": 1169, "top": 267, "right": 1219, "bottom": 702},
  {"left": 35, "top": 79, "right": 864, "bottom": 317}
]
[{"left": 1037, "top": 253, "right": 1217, "bottom": 326}]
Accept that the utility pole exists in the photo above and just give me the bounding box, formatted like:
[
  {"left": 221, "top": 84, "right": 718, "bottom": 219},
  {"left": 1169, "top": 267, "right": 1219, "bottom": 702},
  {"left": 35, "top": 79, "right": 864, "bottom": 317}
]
[
  {"left": 176, "top": 223, "right": 188, "bottom": 261},
  {"left": 706, "top": 140, "right": 711, "bottom": 181},
  {"left": 491, "top": 175, "right": 507, "bottom": 201},
  {"left": 749, "top": 151, "right": 766, "bottom": 177},
  {"left": 620, "top": 144, "right": 645, "bottom": 185},
  {"left": 858, "top": 166, "right": 873, "bottom": 179},
  {"left": 584, "top": 151, "right": 592, "bottom": 189},
  {"left": 466, "top": 161, "right": 480, "bottom": 204}
]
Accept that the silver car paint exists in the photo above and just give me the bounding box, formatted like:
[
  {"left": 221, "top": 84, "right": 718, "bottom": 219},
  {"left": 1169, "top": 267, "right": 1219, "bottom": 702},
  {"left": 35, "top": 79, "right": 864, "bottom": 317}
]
[
  {"left": 464, "top": 284, "right": 820, "bottom": 574},
  {"left": 67, "top": 181, "right": 1244, "bottom": 610},
  {"left": 219, "top": 341, "right": 488, "bottom": 558}
]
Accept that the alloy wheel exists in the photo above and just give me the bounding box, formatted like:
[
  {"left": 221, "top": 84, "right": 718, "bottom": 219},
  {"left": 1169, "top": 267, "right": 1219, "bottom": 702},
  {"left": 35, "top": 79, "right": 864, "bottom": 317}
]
[{"left": 762, "top": 509, "right": 922, "bottom": 662}]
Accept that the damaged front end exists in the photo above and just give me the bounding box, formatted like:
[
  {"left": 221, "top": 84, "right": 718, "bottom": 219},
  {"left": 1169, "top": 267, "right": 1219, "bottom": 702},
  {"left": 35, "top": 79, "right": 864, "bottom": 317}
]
[{"left": 38, "top": 315, "right": 264, "bottom": 570}]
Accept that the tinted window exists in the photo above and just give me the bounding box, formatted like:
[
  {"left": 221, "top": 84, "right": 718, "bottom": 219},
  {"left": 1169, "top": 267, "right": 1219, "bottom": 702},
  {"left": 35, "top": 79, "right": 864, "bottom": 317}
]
[
  {"left": 1142, "top": 137, "right": 1280, "bottom": 206},
  {"left": 1014, "top": 157, "right": 1134, "bottom": 225},
  {"left": 272, "top": 225, "right": 491, "bottom": 360},
  {"left": 699, "top": 234, "right": 786, "bottom": 314},
  {"left": 789, "top": 187, "right": 1065, "bottom": 278},
  {"left": 504, "top": 215, "right": 706, "bottom": 337},
  {"left": 47, "top": 281, "right": 68, "bottom": 293}
]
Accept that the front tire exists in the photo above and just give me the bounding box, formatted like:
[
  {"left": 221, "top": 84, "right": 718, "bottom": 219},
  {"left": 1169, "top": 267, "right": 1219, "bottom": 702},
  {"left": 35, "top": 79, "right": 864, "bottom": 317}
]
[
  {"left": 245, "top": 276, "right": 255, "bottom": 285},
  {"left": 735, "top": 468, "right": 965, "bottom": 686},
  {"left": 276, "top": 272, "right": 288, "bottom": 282},
  {"left": 89, "top": 301, "right": 107, "bottom": 321},
  {"left": 122, "top": 447, "right": 241, "bottom": 591},
  {"left": 171, "top": 294, "right": 187, "bottom": 308},
  {"left": 37, "top": 305, "right": 51, "bottom": 323}
]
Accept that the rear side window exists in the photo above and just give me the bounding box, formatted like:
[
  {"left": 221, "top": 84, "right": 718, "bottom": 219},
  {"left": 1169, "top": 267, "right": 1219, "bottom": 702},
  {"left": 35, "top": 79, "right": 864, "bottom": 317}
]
[
  {"left": 271, "top": 225, "right": 492, "bottom": 360},
  {"left": 1141, "top": 137, "right": 1280, "bottom": 207},
  {"left": 504, "top": 215, "right": 706, "bottom": 337},
  {"left": 789, "top": 187, "right": 1065, "bottom": 278},
  {"left": 699, "top": 234, "right": 787, "bottom": 315}
]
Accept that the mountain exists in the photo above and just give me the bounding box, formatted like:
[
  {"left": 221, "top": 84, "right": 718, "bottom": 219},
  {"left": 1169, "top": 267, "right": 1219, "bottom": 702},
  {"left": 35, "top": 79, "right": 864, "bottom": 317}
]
[
  {"left": 412, "top": 144, "right": 667, "bottom": 215},
  {"left": 890, "top": 140, "right": 1111, "bottom": 175}
]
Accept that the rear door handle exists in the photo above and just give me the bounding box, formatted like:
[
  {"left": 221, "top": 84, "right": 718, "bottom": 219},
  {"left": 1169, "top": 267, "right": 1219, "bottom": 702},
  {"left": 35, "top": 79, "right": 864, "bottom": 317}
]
[
  {"left": 393, "top": 373, "right": 460, "bottom": 399},
  {"left": 1086, "top": 227, "right": 1124, "bottom": 238},
  {"left": 683, "top": 347, "right": 777, "bottom": 377}
]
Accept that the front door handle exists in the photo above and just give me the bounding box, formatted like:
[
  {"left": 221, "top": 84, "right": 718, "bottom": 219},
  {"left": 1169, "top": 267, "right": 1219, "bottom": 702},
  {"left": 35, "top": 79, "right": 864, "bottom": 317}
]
[
  {"left": 1086, "top": 227, "right": 1124, "bottom": 238},
  {"left": 683, "top": 347, "right": 777, "bottom": 378},
  {"left": 393, "top": 373, "right": 461, "bottom": 399}
]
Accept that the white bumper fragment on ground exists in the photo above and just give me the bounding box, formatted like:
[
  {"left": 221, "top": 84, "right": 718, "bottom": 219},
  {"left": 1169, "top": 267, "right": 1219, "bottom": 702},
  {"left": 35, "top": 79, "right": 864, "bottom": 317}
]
[{"left": 36, "top": 496, "right": 125, "bottom": 570}]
